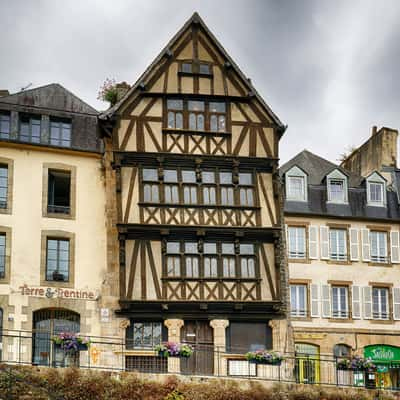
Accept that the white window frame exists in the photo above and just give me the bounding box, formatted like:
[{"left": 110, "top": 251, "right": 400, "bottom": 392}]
[
  {"left": 329, "top": 228, "right": 347, "bottom": 261},
  {"left": 290, "top": 284, "right": 307, "bottom": 317},
  {"left": 285, "top": 166, "right": 307, "bottom": 201},
  {"left": 366, "top": 172, "right": 386, "bottom": 207},
  {"left": 327, "top": 169, "right": 348, "bottom": 204},
  {"left": 287, "top": 226, "right": 306, "bottom": 259},
  {"left": 372, "top": 287, "right": 389, "bottom": 320},
  {"left": 370, "top": 230, "right": 388, "bottom": 264},
  {"left": 331, "top": 286, "right": 349, "bottom": 319}
]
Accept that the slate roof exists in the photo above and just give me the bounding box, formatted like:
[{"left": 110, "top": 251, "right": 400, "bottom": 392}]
[{"left": 280, "top": 150, "right": 400, "bottom": 221}]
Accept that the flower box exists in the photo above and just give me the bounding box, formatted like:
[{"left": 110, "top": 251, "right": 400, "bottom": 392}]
[
  {"left": 336, "top": 356, "right": 376, "bottom": 372},
  {"left": 155, "top": 342, "right": 193, "bottom": 358},
  {"left": 245, "top": 350, "right": 283, "bottom": 365},
  {"left": 51, "top": 332, "right": 91, "bottom": 354}
]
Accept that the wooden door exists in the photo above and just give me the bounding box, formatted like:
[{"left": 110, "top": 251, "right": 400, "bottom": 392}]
[{"left": 181, "top": 320, "right": 214, "bottom": 375}]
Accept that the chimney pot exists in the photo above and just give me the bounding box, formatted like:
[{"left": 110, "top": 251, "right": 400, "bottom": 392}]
[
  {"left": 372, "top": 125, "right": 378, "bottom": 136},
  {"left": 0, "top": 90, "right": 9, "bottom": 97}
]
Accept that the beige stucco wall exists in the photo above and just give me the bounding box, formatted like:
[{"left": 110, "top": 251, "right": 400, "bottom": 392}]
[{"left": 0, "top": 144, "right": 107, "bottom": 337}]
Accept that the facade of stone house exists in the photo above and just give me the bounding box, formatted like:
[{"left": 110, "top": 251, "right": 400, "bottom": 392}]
[
  {"left": 281, "top": 126, "right": 400, "bottom": 389},
  {"left": 0, "top": 83, "right": 109, "bottom": 366},
  {"left": 100, "top": 12, "right": 290, "bottom": 377}
]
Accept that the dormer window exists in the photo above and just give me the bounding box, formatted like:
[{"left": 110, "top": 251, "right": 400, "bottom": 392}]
[
  {"left": 285, "top": 166, "right": 307, "bottom": 201},
  {"left": 366, "top": 172, "right": 386, "bottom": 207},
  {"left": 327, "top": 169, "right": 348, "bottom": 204}
]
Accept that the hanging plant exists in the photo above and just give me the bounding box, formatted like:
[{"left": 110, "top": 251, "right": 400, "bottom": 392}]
[
  {"left": 337, "top": 356, "right": 376, "bottom": 371},
  {"left": 155, "top": 342, "right": 193, "bottom": 358},
  {"left": 245, "top": 350, "right": 284, "bottom": 365},
  {"left": 51, "top": 332, "right": 91, "bottom": 353},
  {"left": 97, "top": 78, "right": 118, "bottom": 106}
]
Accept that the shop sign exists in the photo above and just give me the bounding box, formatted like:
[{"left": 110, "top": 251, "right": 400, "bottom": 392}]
[
  {"left": 19, "top": 284, "right": 98, "bottom": 301},
  {"left": 364, "top": 345, "right": 400, "bottom": 362}
]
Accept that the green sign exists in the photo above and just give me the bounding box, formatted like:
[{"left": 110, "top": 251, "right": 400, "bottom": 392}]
[{"left": 364, "top": 345, "right": 400, "bottom": 363}]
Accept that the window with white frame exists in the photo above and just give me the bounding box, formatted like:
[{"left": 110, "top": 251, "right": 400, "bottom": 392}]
[
  {"left": 287, "top": 226, "right": 306, "bottom": 259},
  {"left": 329, "top": 229, "right": 347, "bottom": 261},
  {"left": 326, "top": 169, "right": 348, "bottom": 203},
  {"left": 331, "top": 286, "right": 348, "bottom": 318},
  {"left": 367, "top": 172, "right": 386, "bottom": 206},
  {"left": 372, "top": 287, "right": 389, "bottom": 319},
  {"left": 285, "top": 166, "right": 307, "bottom": 201},
  {"left": 290, "top": 284, "right": 307, "bottom": 317},
  {"left": 370, "top": 231, "right": 388, "bottom": 263}
]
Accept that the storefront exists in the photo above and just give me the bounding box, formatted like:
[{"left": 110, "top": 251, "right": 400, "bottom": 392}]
[{"left": 364, "top": 345, "right": 400, "bottom": 389}]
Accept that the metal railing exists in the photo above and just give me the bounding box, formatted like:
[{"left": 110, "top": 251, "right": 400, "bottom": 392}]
[{"left": 0, "top": 329, "right": 396, "bottom": 391}]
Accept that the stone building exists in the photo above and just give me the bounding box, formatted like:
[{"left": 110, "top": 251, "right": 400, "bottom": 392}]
[
  {"left": 0, "top": 84, "right": 108, "bottom": 366},
  {"left": 281, "top": 126, "right": 400, "bottom": 389},
  {"left": 100, "top": 12, "right": 290, "bottom": 377}
]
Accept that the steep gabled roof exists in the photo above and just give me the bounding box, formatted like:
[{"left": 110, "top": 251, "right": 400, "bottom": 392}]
[
  {"left": 0, "top": 83, "right": 98, "bottom": 115},
  {"left": 280, "top": 149, "right": 363, "bottom": 187},
  {"left": 100, "top": 12, "right": 284, "bottom": 130}
]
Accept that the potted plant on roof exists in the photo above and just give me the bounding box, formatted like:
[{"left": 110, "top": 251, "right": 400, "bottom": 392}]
[
  {"left": 97, "top": 78, "right": 119, "bottom": 106},
  {"left": 155, "top": 342, "right": 194, "bottom": 358},
  {"left": 245, "top": 350, "right": 284, "bottom": 366}
]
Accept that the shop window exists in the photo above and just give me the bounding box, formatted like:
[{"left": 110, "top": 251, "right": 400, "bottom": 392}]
[
  {"left": 295, "top": 343, "right": 320, "bottom": 384},
  {"left": 227, "top": 322, "right": 272, "bottom": 353},
  {"left": 48, "top": 170, "right": 71, "bottom": 215}
]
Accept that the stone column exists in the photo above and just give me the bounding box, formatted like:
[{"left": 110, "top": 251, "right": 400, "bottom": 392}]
[
  {"left": 269, "top": 319, "right": 293, "bottom": 380},
  {"left": 10, "top": 111, "right": 18, "bottom": 140},
  {"left": 164, "top": 319, "right": 184, "bottom": 373},
  {"left": 210, "top": 319, "right": 229, "bottom": 376},
  {"left": 41, "top": 115, "right": 50, "bottom": 144}
]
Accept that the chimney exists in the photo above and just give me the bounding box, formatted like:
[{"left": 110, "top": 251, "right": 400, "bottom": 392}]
[
  {"left": 340, "top": 126, "right": 398, "bottom": 179},
  {"left": 0, "top": 90, "right": 9, "bottom": 97},
  {"left": 115, "top": 82, "right": 130, "bottom": 102}
]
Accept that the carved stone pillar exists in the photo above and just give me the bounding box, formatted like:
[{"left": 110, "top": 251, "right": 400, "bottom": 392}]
[
  {"left": 210, "top": 319, "right": 229, "bottom": 376},
  {"left": 164, "top": 319, "right": 184, "bottom": 373},
  {"left": 269, "top": 319, "right": 293, "bottom": 380}
]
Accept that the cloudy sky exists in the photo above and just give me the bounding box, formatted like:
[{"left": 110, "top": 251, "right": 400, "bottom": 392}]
[{"left": 1, "top": 0, "right": 399, "bottom": 163}]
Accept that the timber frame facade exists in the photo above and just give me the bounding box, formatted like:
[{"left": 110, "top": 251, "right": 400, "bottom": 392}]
[{"left": 101, "top": 13, "right": 290, "bottom": 375}]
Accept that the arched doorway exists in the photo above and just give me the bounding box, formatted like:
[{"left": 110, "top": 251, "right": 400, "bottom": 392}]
[
  {"left": 32, "top": 308, "right": 80, "bottom": 366},
  {"left": 295, "top": 343, "right": 320, "bottom": 384},
  {"left": 334, "top": 344, "right": 352, "bottom": 385}
]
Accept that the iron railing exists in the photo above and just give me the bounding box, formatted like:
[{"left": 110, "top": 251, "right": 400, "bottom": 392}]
[{"left": 0, "top": 329, "right": 396, "bottom": 391}]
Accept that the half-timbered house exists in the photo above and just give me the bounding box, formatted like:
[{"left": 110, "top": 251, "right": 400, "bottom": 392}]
[{"left": 100, "top": 13, "right": 290, "bottom": 376}]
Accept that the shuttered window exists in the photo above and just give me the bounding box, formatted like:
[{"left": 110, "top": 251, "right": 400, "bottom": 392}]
[
  {"left": 331, "top": 286, "right": 348, "bottom": 318},
  {"left": 329, "top": 229, "right": 347, "bottom": 261},
  {"left": 370, "top": 231, "right": 388, "bottom": 263},
  {"left": 288, "top": 226, "right": 306, "bottom": 259},
  {"left": 352, "top": 286, "right": 361, "bottom": 319},
  {"left": 290, "top": 284, "right": 307, "bottom": 317},
  {"left": 372, "top": 287, "right": 389, "bottom": 320}
]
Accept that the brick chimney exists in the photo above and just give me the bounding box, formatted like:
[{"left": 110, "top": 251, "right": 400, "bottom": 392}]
[
  {"left": 340, "top": 126, "right": 398, "bottom": 179},
  {"left": 0, "top": 90, "right": 9, "bottom": 97},
  {"left": 115, "top": 82, "right": 130, "bottom": 102}
]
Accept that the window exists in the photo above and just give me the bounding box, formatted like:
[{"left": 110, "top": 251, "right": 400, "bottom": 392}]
[
  {"left": 202, "top": 171, "right": 216, "bottom": 205},
  {"left": 165, "top": 99, "right": 227, "bottom": 132},
  {"left": 0, "top": 165, "right": 8, "bottom": 209},
  {"left": 164, "top": 169, "right": 179, "bottom": 203},
  {"left": 126, "top": 321, "right": 164, "bottom": 349},
  {"left": 0, "top": 234, "right": 5, "bottom": 279},
  {"left": 179, "top": 61, "right": 212, "bottom": 76},
  {"left": 333, "top": 344, "right": 351, "bottom": 358},
  {"left": 188, "top": 100, "right": 205, "bottom": 131},
  {"left": 48, "top": 170, "right": 71, "bottom": 214},
  {"left": 220, "top": 171, "right": 234, "bottom": 206},
  {"left": 328, "top": 180, "right": 345, "bottom": 202},
  {"left": 370, "top": 231, "right": 388, "bottom": 263},
  {"left": 366, "top": 172, "right": 386, "bottom": 206},
  {"left": 240, "top": 244, "right": 255, "bottom": 278},
  {"left": 19, "top": 114, "right": 41, "bottom": 143},
  {"left": 222, "top": 243, "right": 235, "bottom": 277},
  {"left": 50, "top": 119, "right": 71, "bottom": 147},
  {"left": 331, "top": 286, "right": 348, "bottom": 318},
  {"left": 166, "top": 242, "right": 180, "bottom": 277},
  {"left": 184, "top": 242, "right": 199, "bottom": 277},
  {"left": 287, "top": 176, "right": 305, "bottom": 200},
  {"left": 167, "top": 99, "right": 183, "bottom": 129},
  {"left": 181, "top": 62, "right": 192, "bottom": 73},
  {"left": 204, "top": 242, "right": 217, "bottom": 277},
  {"left": 287, "top": 226, "right": 306, "bottom": 259},
  {"left": 372, "top": 287, "right": 389, "bottom": 320},
  {"left": 0, "top": 113, "right": 10, "bottom": 139},
  {"left": 290, "top": 284, "right": 307, "bottom": 317},
  {"left": 182, "top": 170, "right": 197, "bottom": 205},
  {"left": 238, "top": 173, "right": 254, "bottom": 206},
  {"left": 143, "top": 168, "right": 159, "bottom": 203},
  {"left": 329, "top": 229, "right": 347, "bottom": 261},
  {"left": 227, "top": 322, "right": 272, "bottom": 352},
  {"left": 46, "top": 238, "right": 70, "bottom": 282},
  {"left": 199, "top": 63, "right": 211, "bottom": 75}
]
